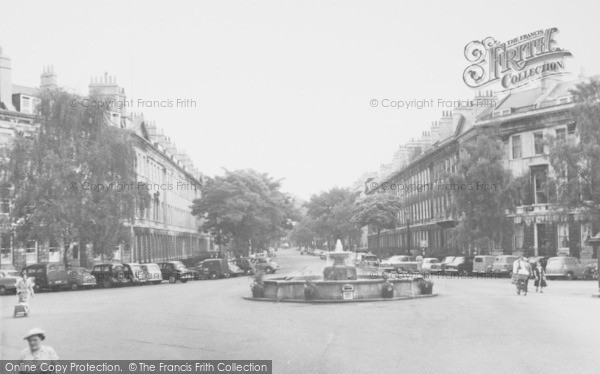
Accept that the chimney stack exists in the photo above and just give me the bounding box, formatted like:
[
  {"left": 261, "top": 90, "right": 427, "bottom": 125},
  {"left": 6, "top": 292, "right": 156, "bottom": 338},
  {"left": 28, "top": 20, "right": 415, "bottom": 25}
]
[
  {"left": 0, "top": 45, "right": 15, "bottom": 111},
  {"left": 40, "top": 65, "right": 58, "bottom": 89}
]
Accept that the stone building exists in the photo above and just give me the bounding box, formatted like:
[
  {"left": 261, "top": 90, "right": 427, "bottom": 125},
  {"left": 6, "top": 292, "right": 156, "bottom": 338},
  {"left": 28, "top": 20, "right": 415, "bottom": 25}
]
[
  {"left": 0, "top": 47, "right": 209, "bottom": 269},
  {"left": 367, "top": 77, "right": 599, "bottom": 260}
]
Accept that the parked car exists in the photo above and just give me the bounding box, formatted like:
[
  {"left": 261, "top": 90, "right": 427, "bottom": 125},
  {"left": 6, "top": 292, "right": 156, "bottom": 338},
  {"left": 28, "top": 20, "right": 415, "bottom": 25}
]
[
  {"left": 196, "top": 258, "right": 235, "bottom": 279},
  {"left": 0, "top": 268, "right": 20, "bottom": 295},
  {"left": 66, "top": 267, "right": 97, "bottom": 290},
  {"left": 251, "top": 257, "right": 279, "bottom": 274},
  {"left": 22, "top": 263, "right": 70, "bottom": 291},
  {"left": 472, "top": 255, "right": 496, "bottom": 275},
  {"left": 439, "top": 256, "right": 456, "bottom": 274},
  {"left": 91, "top": 263, "right": 128, "bottom": 288},
  {"left": 381, "top": 255, "right": 419, "bottom": 273},
  {"left": 234, "top": 258, "right": 256, "bottom": 275},
  {"left": 158, "top": 261, "right": 193, "bottom": 283},
  {"left": 491, "top": 255, "right": 518, "bottom": 277},
  {"left": 421, "top": 258, "right": 441, "bottom": 273},
  {"left": 227, "top": 260, "right": 245, "bottom": 277},
  {"left": 545, "top": 256, "right": 587, "bottom": 280},
  {"left": 140, "top": 263, "right": 163, "bottom": 284},
  {"left": 355, "top": 253, "right": 380, "bottom": 267},
  {"left": 123, "top": 263, "right": 146, "bottom": 285},
  {"left": 445, "top": 256, "right": 474, "bottom": 276}
]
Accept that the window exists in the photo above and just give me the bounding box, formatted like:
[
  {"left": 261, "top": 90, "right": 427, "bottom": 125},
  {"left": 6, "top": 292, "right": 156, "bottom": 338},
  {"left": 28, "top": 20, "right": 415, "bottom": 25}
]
[
  {"left": 534, "top": 132, "right": 544, "bottom": 155},
  {"left": 557, "top": 223, "right": 569, "bottom": 249},
  {"left": 514, "top": 225, "right": 524, "bottom": 250},
  {"left": 533, "top": 168, "right": 548, "bottom": 204},
  {"left": 512, "top": 136, "right": 522, "bottom": 159},
  {"left": 26, "top": 241, "right": 36, "bottom": 254},
  {"left": 556, "top": 128, "right": 566, "bottom": 142}
]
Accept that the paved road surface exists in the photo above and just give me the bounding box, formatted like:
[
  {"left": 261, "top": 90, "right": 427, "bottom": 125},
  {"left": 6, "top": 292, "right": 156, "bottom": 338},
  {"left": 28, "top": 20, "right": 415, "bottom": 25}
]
[{"left": 2, "top": 249, "right": 600, "bottom": 373}]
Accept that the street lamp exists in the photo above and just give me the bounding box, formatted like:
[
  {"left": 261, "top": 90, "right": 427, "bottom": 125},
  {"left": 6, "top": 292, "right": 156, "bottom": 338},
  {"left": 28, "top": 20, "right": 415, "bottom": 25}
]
[{"left": 404, "top": 207, "right": 412, "bottom": 256}]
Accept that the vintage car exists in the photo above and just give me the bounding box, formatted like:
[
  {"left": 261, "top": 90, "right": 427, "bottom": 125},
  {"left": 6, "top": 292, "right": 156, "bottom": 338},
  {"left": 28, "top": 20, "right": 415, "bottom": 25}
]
[
  {"left": 158, "top": 261, "right": 193, "bottom": 283},
  {"left": 439, "top": 256, "right": 456, "bottom": 274},
  {"left": 91, "top": 263, "right": 128, "bottom": 288},
  {"left": 22, "top": 263, "right": 70, "bottom": 291},
  {"left": 380, "top": 255, "right": 419, "bottom": 273},
  {"left": 444, "top": 256, "right": 474, "bottom": 276},
  {"left": 251, "top": 257, "right": 279, "bottom": 274},
  {"left": 545, "top": 256, "right": 587, "bottom": 280},
  {"left": 491, "top": 255, "right": 518, "bottom": 277},
  {"left": 233, "top": 258, "right": 256, "bottom": 275},
  {"left": 66, "top": 267, "right": 97, "bottom": 290},
  {"left": 355, "top": 253, "right": 380, "bottom": 267},
  {"left": 123, "top": 263, "right": 147, "bottom": 285},
  {"left": 196, "top": 258, "right": 239, "bottom": 279},
  {"left": 141, "top": 263, "right": 163, "bottom": 285},
  {"left": 421, "top": 258, "right": 441, "bottom": 274},
  {"left": 472, "top": 255, "right": 496, "bottom": 275},
  {"left": 0, "top": 268, "right": 20, "bottom": 295}
]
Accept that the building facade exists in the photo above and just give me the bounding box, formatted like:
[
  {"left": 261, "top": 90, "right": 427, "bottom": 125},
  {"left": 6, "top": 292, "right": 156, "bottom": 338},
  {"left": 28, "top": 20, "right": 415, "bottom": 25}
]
[
  {"left": 367, "top": 78, "right": 599, "bottom": 259},
  {"left": 0, "top": 47, "right": 209, "bottom": 269}
]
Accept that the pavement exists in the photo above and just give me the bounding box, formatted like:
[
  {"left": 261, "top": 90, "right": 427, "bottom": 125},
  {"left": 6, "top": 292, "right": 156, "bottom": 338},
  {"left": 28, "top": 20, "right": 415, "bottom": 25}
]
[{"left": 2, "top": 249, "right": 600, "bottom": 374}]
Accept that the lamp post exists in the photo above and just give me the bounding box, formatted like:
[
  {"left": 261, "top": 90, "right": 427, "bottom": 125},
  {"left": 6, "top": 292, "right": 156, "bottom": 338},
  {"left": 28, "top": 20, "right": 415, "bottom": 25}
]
[{"left": 404, "top": 207, "right": 412, "bottom": 256}]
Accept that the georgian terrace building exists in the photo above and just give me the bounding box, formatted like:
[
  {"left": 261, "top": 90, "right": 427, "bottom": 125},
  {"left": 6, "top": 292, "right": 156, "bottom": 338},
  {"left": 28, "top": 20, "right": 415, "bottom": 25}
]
[
  {"left": 0, "top": 47, "right": 209, "bottom": 269},
  {"left": 367, "top": 76, "right": 599, "bottom": 260}
]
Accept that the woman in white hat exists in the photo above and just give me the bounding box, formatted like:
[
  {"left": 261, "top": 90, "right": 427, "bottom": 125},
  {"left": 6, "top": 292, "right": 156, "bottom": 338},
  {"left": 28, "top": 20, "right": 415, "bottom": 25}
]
[{"left": 18, "top": 328, "right": 59, "bottom": 361}]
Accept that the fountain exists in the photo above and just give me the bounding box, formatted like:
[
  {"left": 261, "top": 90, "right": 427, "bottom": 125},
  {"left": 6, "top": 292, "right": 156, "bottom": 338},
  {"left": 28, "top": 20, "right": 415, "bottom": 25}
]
[{"left": 246, "top": 240, "right": 435, "bottom": 302}]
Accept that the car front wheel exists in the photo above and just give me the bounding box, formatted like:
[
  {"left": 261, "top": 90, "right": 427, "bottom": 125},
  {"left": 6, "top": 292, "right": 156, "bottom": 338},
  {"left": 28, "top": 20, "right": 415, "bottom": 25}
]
[
  {"left": 209, "top": 272, "right": 218, "bottom": 280},
  {"left": 168, "top": 276, "right": 177, "bottom": 283},
  {"left": 0, "top": 286, "right": 6, "bottom": 295},
  {"left": 566, "top": 272, "right": 574, "bottom": 280},
  {"left": 70, "top": 283, "right": 79, "bottom": 291}
]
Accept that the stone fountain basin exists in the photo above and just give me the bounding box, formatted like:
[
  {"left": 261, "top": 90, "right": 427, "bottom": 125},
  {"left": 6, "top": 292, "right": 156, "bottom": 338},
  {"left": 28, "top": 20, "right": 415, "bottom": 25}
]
[{"left": 249, "top": 275, "right": 435, "bottom": 302}]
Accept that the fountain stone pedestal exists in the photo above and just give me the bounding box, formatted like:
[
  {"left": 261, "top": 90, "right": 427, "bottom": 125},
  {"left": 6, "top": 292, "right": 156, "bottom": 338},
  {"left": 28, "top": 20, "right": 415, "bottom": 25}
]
[{"left": 323, "top": 251, "right": 357, "bottom": 280}]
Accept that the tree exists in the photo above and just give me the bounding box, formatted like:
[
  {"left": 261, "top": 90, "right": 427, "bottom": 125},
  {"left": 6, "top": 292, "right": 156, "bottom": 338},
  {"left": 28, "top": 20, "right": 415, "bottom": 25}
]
[
  {"left": 0, "top": 89, "right": 150, "bottom": 262},
  {"left": 288, "top": 218, "right": 318, "bottom": 250},
  {"left": 191, "top": 169, "right": 299, "bottom": 255},
  {"left": 448, "top": 129, "right": 518, "bottom": 254},
  {"left": 351, "top": 193, "right": 403, "bottom": 252},
  {"left": 304, "top": 188, "right": 361, "bottom": 249},
  {"left": 548, "top": 79, "right": 600, "bottom": 218}
]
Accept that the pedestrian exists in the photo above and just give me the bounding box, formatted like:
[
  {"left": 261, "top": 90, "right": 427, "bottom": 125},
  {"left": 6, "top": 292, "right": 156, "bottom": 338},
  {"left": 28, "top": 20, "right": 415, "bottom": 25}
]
[
  {"left": 18, "top": 328, "right": 59, "bottom": 361},
  {"left": 534, "top": 260, "right": 547, "bottom": 293},
  {"left": 512, "top": 256, "right": 531, "bottom": 296},
  {"left": 16, "top": 273, "right": 34, "bottom": 314}
]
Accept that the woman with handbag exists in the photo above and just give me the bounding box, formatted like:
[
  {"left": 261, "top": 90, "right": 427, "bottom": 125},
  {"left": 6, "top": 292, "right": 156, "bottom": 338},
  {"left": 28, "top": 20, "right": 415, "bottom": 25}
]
[
  {"left": 512, "top": 257, "right": 531, "bottom": 296},
  {"left": 534, "top": 260, "right": 547, "bottom": 293}
]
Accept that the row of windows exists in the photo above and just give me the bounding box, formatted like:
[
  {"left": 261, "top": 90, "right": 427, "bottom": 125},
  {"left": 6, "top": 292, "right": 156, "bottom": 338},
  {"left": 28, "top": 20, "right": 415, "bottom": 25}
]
[
  {"left": 139, "top": 199, "right": 198, "bottom": 229},
  {"left": 510, "top": 127, "right": 567, "bottom": 159}
]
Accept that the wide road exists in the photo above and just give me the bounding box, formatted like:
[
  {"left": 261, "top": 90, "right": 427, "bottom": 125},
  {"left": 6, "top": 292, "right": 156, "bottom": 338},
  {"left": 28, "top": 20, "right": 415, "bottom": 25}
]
[{"left": 2, "top": 249, "right": 600, "bottom": 374}]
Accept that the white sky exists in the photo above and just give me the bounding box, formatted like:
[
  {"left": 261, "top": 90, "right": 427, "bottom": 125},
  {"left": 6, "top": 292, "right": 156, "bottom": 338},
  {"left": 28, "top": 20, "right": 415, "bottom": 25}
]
[{"left": 2, "top": 0, "right": 599, "bottom": 199}]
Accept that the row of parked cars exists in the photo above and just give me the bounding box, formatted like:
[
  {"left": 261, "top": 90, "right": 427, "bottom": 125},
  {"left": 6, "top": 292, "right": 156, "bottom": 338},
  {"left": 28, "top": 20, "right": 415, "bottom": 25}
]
[
  {"left": 301, "top": 250, "right": 598, "bottom": 281},
  {"left": 403, "top": 255, "right": 597, "bottom": 280},
  {"left": 0, "top": 256, "right": 280, "bottom": 295}
]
